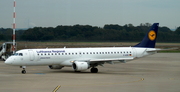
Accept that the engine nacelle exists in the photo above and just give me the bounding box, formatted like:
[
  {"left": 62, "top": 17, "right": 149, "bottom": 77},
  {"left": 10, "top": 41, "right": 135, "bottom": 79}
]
[
  {"left": 72, "top": 62, "right": 89, "bottom": 71},
  {"left": 49, "top": 65, "right": 64, "bottom": 69}
]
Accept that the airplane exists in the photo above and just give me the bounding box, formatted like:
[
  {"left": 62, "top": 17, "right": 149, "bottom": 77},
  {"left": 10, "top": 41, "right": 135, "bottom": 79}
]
[{"left": 5, "top": 23, "right": 160, "bottom": 74}]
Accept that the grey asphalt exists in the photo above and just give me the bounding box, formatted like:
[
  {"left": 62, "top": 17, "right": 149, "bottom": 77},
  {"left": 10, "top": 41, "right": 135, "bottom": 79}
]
[{"left": 0, "top": 53, "right": 180, "bottom": 92}]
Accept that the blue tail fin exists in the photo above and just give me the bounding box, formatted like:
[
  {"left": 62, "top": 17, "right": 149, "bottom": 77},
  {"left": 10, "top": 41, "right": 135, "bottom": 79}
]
[{"left": 133, "top": 23, "right": 159, "bottom": 48}]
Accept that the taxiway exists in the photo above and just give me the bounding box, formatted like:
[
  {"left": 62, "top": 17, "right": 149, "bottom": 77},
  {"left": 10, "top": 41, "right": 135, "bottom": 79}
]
[{"left": 0, "top": 53, "right": 180, "bottom": 92}]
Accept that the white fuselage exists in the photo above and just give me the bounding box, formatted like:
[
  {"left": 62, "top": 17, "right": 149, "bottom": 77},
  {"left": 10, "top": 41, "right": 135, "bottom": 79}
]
[{"left": 5, "top": 47, "right": 156, "bottom": 66}]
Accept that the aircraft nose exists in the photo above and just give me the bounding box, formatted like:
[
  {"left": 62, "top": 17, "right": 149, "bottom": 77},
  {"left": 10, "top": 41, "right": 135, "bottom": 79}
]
[{"left": 5, "top": 57, "right": 13, "bottom": 65}]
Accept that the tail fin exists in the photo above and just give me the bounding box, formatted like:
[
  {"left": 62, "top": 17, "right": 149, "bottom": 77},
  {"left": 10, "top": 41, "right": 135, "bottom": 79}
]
[{"left": 133, "top": 23, "right": 159, "bottom": 48}]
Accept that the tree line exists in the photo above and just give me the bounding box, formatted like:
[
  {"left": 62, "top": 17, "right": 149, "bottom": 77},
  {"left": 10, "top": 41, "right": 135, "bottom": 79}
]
[{"left": 0, "top": 23, "right": 180, "bottom": 42}]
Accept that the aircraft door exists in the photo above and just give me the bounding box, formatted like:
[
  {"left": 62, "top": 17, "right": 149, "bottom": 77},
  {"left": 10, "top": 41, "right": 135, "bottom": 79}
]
[
  {"left": 132, "top": 48, "right": 137, "bottom": 58},
  {"left": 28, "top": 50, "right": 35, "bottom": 61}
]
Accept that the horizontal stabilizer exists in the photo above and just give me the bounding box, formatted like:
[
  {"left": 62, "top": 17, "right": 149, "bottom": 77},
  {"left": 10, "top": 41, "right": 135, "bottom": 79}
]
[{"left": 146, "top": 47, "right": 178, "bottom": 52}]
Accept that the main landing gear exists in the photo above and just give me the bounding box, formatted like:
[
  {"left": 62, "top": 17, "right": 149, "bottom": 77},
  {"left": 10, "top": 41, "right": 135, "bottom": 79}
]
[
  {"left": 91, "top": 68, "right": 98, "bottom": 73},
  {"left": 20, "top": 66, "right": 26, "bottom": 74}
]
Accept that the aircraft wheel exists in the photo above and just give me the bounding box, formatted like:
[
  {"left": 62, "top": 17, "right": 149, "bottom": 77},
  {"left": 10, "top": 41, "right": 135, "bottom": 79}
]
[
  {"left": 22, "top": 70, "right": 26, "bottom": 74},
  {"left": 91, "top": 68, "right": 98, "bottom": 73}
]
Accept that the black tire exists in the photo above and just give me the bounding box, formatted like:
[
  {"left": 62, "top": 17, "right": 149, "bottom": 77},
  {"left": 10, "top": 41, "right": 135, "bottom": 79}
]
[
  {"left": 91, "top": 68, "right": 98, "bottom": 73},
  {"left": 22, "top": 70, "right": 26, "bottom": 74}
]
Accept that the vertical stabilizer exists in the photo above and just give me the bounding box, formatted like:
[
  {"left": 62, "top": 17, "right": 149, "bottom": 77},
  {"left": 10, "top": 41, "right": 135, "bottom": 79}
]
[{"left": 133, "top": 23, "right": 159, "bottom": 48}]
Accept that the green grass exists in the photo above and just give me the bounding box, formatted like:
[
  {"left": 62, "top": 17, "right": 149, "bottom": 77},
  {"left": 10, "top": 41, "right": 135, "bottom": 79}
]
[{"left": 159, "top": 50, "right": 180, "bottom": 53}]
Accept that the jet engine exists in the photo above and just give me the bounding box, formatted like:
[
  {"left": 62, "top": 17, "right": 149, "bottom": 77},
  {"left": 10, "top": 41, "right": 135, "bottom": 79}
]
[
  {"left": 49, "top": 65, "right": 64, "bottom": 69},
  {"left": 72, "top": 61, "right": 89, "bottom": 71}
]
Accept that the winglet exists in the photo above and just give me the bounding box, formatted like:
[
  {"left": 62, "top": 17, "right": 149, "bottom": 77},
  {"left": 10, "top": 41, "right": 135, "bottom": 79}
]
[{"left": 133, "top": 23, "right": 159, "bottom": 48}]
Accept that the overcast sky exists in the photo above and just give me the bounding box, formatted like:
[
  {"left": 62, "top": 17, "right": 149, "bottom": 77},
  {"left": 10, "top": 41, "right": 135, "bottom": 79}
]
[{"left": 0, "top": 0, "right": 179, "bottom": 29}]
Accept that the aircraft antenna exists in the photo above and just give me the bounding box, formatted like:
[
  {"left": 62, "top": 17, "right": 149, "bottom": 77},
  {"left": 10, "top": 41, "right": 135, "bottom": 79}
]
[{"left": 13, "top": 0, "right": 16, "bottom": 54}]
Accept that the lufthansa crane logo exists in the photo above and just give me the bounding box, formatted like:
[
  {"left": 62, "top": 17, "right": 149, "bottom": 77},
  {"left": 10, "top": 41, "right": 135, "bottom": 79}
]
[{"left": 148, "top": 30, "right": 156, "bottom": 41}]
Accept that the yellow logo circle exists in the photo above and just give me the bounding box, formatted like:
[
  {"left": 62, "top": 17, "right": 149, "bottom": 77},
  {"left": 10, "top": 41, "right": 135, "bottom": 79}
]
[{"left": 148, "top": 30, "right": 156, "bottom": 41}]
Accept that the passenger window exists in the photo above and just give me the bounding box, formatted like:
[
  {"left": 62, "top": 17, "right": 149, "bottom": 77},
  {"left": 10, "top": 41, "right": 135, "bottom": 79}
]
[
  {"left": 45, "top": 54, "right": 46, "bottom": 55},
  {"left": 96, "top": 52, "right": 98, "bottom": 54},
  {"left": 114, "top": 52, "right": 116, "bottom": 54},
  {"left": 90, "top": 52, "right": 92, "bottom": 54},
  {"left": 38, "top": 54, "right": 39, "bottom": 55},
  {"left": 48, "top": 53, "right": 50, "bottom": 55},
  {"left": 69, "top": 53, "right": 71, "bottom": 55},
  {"left": 72, "top": 53, "right": 74, "bottom": 55},
  {"left": 102, "top": 52, "right": 104, "bottom": 54},
  {"left": 87, "top": 52, "right": 88, "bottom": 54},
  {"left": 51, "top": 53, "right": 53, "bottom": 55},
  {"left": 130, "top": 51, "right": 131, "bottom": 53},
  {"left": 58, "top": 53, "right": 60, "bottom": 55}
]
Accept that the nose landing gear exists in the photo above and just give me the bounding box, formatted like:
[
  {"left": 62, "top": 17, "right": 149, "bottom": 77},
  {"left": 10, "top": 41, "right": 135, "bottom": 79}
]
[
  {"left": 22, "top": 69, "right": 26, "bottom": 74},
  {"left": 20, "top": 66, "right": 26, "bottom": 74}
]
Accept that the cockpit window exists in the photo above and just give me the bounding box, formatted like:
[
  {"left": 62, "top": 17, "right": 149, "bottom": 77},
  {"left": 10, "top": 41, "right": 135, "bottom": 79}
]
[
  {"left": 19, "top": 53, "right": 23, "bottom": 56},
  {"left": 14, "top": 53, "right": 23, "bottom": 56},
  {"left": 14, "top": 53, "right": 19, "bottom": 56}
]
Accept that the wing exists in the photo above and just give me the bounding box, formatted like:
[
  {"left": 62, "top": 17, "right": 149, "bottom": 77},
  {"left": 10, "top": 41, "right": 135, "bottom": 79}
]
[
  {"left": 71, "top": 57, "right": 135, "bottom": 73},
  {"left": 89, "top": 57, "right": 134, "bottom": 62},
  {"left": 89, "top": 57, "right": 134, "bottom": 66},
  {"left": 72, "top": 57, "right": 134, "bottom": 67}
]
